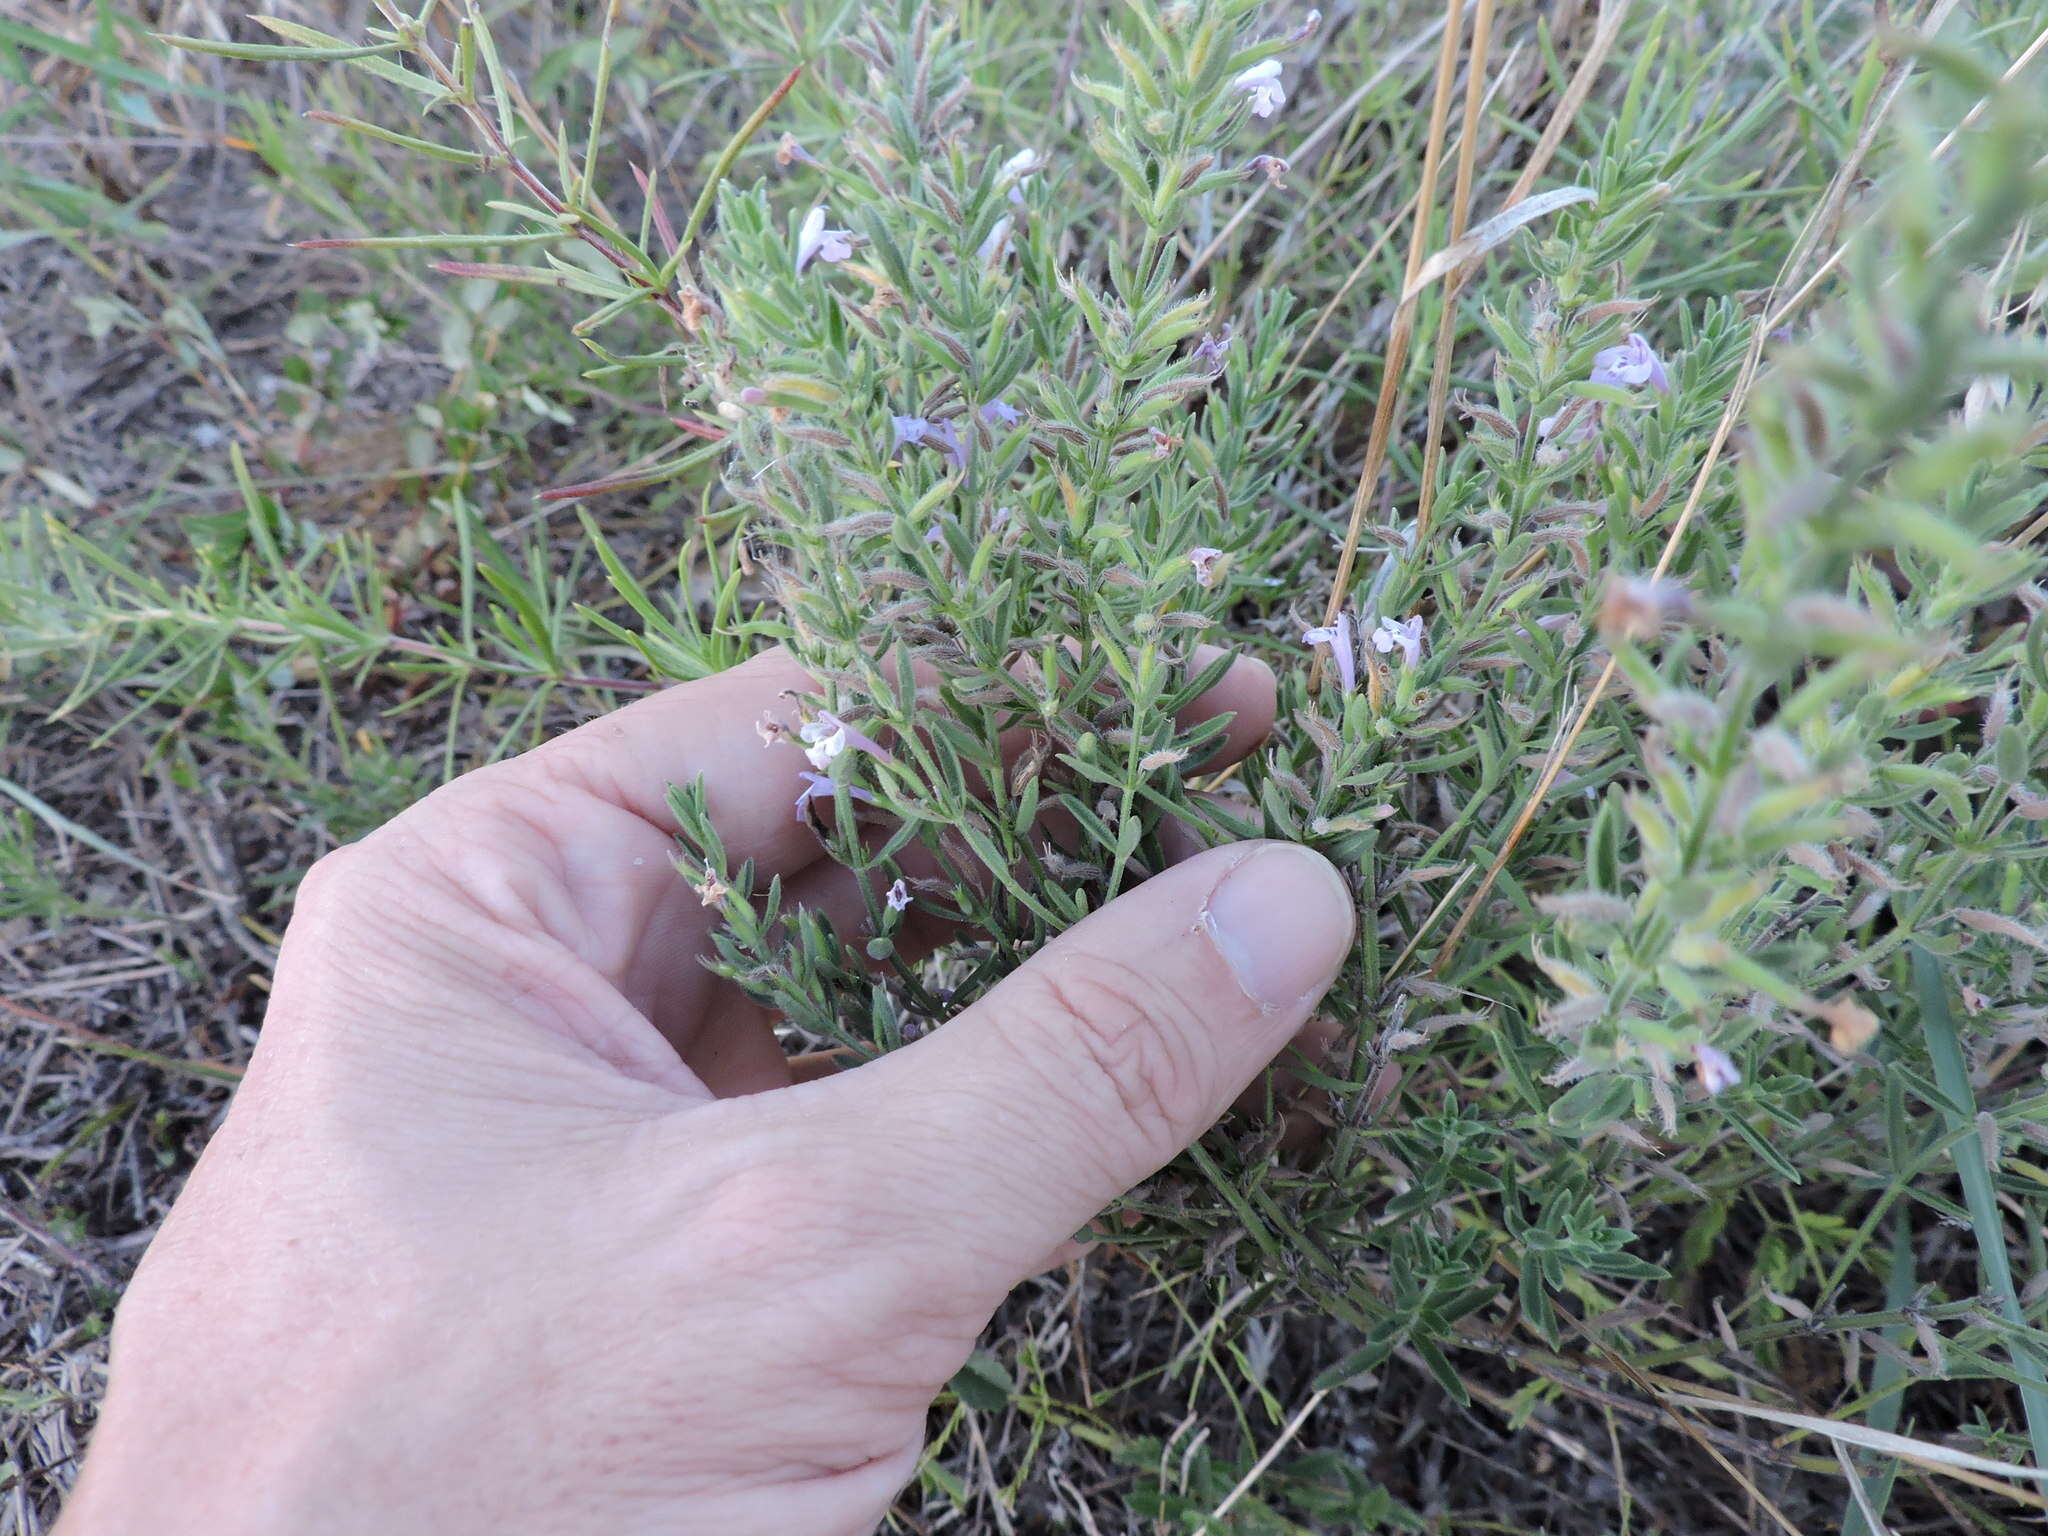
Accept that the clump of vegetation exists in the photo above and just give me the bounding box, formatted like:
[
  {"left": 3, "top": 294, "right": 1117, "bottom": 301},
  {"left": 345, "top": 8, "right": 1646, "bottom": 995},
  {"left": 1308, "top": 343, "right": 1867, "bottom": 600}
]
[{"left": 8, "top": 0, "right": 2048, "bottom": 1526}]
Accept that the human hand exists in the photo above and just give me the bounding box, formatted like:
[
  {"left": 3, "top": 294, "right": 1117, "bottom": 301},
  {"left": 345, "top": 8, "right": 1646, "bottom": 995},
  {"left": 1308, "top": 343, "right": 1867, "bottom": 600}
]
[{"left": 59, "top": 647, "right": 1354, "bottom": 1536}]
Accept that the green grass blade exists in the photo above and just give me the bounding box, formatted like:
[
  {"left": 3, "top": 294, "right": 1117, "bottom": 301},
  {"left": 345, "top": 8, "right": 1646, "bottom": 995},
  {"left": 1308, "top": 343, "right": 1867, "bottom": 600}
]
[{"left": 1912, "top": 944, "right": 2048, "bottom": 1473}]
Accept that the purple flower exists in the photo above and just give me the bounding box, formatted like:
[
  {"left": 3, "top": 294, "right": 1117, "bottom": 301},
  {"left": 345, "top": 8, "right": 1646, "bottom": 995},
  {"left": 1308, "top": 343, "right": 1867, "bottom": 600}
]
[
  {"left": 1246, "top": 154, "right": 1290, "bottom": 186},
  {"left": 1287, "top": 7, "right": 1322, "bottom": 42},
  {"left": 1233, "top": 59, "right": 1286, "bottom": 118},
  {"left": 927, "top": 418, "right": 966, "bottom": 472},
  {"left": 977, "top": 215, "right": 1013, "bottom": 264},
  {"left": 1194, "top": 322, "right": 1234, "bottom": 374},
  {"left": 1590, "top": 332, "right": 1670, "bottom": 394},
  {"left": 885, "top": 877, "right": 912, "bottom": 912},
  {"left": 796, "top": 206, "right": 854, "bottom": 273},
  {"left": 1693, "top": 1042, "right": 1742, "bottom": 1096},
  {"left": 776, "top": 133, "right": 818, "bottom": 168},
  {"left": 980, "top": 399, "right": 1021, "bottom": 428},
  {"left": 799, "top": 710, "right": 893, "bottom": 771},
  {"left": 737, "top": 386, "right": 768, "bottom": 406},
  {"left": 794, "top": 771, "right": 876, "bottom": 822},
  {"left": 1302, "top": 611, "right": 1357, "bottom": 693},
  {"left": 1539, "top": 333, "right": 1670, "bottom": 445},
  {"left": 891, "top": 414, "right": 967, "bottom": 472},
  {"left": 1369, "top": 614, "right": 1425, "bottom": 668}
]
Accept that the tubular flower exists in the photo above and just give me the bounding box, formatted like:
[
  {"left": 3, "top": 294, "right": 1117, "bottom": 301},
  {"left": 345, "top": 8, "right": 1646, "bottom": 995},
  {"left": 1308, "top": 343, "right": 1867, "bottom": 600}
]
[
  {"left": 1369, "top": 614, "right": 1425, "bottom": 668},
  {"left": 794, "top": 771, "right": 877, "bottom": 822},
  {"left": 798, "top": 711, "right": 893, "bottom": 772},
  {"left": 1232, "top": 59, "right": 1286, "bottom": 118},
  {"left": 998, "top": 148, "right": 1041, "bottom": 205},
  {"left": 1693, "top": 1042, "right": 1742, "bottom": 1096},
  {"left": 891, "top": 415, "right": 967, "bottom": 472},
  {"left": 1539, "top": 333, "right": 1671, "bottom": 444},
  {"left": 1194, "top": 323, "right": 1235, "bottom": 374},
  {"left": 796, "top": 206, "right": 854, "bottom": 273},
  {"left": 1302, "top": 611, "right": 1357, "bottom": 693},
  {"left": 1188, "top": 547, "right": 1224, "bottom": 588},
  {"left": 1590, "top": 332, "right": 1671, "bottom": 394}
]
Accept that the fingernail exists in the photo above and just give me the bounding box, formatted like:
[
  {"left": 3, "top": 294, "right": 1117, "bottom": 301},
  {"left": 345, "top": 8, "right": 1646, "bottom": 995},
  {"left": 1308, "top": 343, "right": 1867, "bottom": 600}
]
[{"left": 1202, "top": 844, "right": 1354, "bottom": 1009}]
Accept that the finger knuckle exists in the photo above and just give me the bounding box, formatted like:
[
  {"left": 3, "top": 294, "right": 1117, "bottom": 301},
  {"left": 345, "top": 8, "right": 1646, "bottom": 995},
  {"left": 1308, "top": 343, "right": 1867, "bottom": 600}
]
[
  {"left": 1017, "top": 958, "right": 1205, "bottom": 1152},
  {"left": 293, "top": 842, "right": 363, "bottom": 912}
]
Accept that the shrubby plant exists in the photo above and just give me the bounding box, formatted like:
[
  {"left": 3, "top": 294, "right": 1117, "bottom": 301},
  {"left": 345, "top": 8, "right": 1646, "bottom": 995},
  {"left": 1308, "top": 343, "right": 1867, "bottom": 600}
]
[{"left": 23, "top": 0, "right": 2041, "bottom": 1516}]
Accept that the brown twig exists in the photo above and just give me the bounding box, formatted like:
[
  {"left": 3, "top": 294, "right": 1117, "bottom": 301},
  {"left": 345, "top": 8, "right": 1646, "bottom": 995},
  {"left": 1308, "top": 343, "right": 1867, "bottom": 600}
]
[
  {"left": 1308, "top": 0, "right": 1466, "bottom": 693},
  {"left": 0, "top": 994, "right": 244, "bottom": 1086},
  {"left": 1412, "top": 0, "right": 1496, "bottom": 553}
]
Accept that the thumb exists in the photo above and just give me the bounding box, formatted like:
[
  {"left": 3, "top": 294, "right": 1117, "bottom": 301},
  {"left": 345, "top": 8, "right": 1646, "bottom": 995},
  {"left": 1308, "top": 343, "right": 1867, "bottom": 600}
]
[{"left": 826, "top": 841, "right": 1354, "bottom": 1288}]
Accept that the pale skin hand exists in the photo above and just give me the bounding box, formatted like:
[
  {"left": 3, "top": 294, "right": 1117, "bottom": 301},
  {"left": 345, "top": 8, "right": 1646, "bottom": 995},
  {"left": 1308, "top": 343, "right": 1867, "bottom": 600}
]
[{"left": 59, "top": 647, "right": 1354, "bottom": 1536}]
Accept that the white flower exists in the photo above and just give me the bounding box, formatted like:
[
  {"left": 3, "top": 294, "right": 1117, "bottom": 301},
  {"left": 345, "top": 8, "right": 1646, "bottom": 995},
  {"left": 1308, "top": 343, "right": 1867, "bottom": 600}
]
[
  {"left": 797, "top": 710, "right": 891, "bottom": 772},
  {"left": 885, "top": 878, "right": 912, "bottom": 912},
  {"left": 977, "top": 215, "right": 1013, "bottom": 264},
  {"left": 1369, "top": 614, "right": 1425, "bottom": 668},
  {"left": 1233, "top": 59, "right": 1286, "bottom": 118},
  {"left": 1693, "top": 1042, "right": 1742, "bottom": 1097},
  {"left": 1188, "top": 546, "right": 1224, "bottom": 588},
  {"left": 998, "top": 148, "right": 1040, "bottom": 205},
  {"left": 799, "top": 719, "right": 848, "bottom": 772},
  {"left": 1302, "top": 611, "right": 1357, "bottom": 693},
  {"left": 796, "top": 206, "right": 854, "bottom": 273}
]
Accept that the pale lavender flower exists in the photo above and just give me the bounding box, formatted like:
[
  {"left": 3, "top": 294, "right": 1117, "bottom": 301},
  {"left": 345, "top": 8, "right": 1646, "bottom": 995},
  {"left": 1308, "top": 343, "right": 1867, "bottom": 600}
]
[
  {"left": 1370, "top": 614, "right": 1425, "bottom": 668},
  {"left": 1541, "top": 333, "right": 1671, "bottom": 444},
  {"left": 1188, "top": 546, "right": 1224, "bottom": 588},
  {"left": 891, "top": 414, "right": 966, "bottom": 472},
  {"left": 776, "top": 133, "right": 818, "bottom": 168},
  {"left": 1693, "top": 1042, "right": 1742, "bottom": 1096},
  {"left": 885, "top": 877, "right": 912, "bottom": 912},
  {"left": 980, "top": 399, "right": 1022, "bottom": 428},
  {"left": 796, "top": 206, "right": 854, "bottom": 273},
  {"left": 1246, "top": 154, "right": 1290, "bottom": 186},
  {"left": 927, "top": 418, "right": 966, "bottom": 472},
  {"left": 1302, "top": 611, "right": 1357, "bottom": 693},
  {"left": 1590, "top": 332, "right": 1670, "bottom": 394},
  {"left": 999, "top": 148, "right": 1040, "bottom": 206},
  {"left": 1287, "top": 7, "right": 1322, "bottom": 42},
  {"left": 1233, "top": 59, "right": 1286, "bottom": 118},
  {"left": 738, "top": 386, "right": 768, "bottom": 406},
  {"left": 977, "top": 215, "right": 1013, "bottom": 264},
  {"left": 1194, "top": 323, "right": 1234, "bottom": 374},
  {"left": 799, "top": 710, "right": 893, "bottom": 771},
  {"left": 795, "top": 771, "right": 876, "bottom": 822}
]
